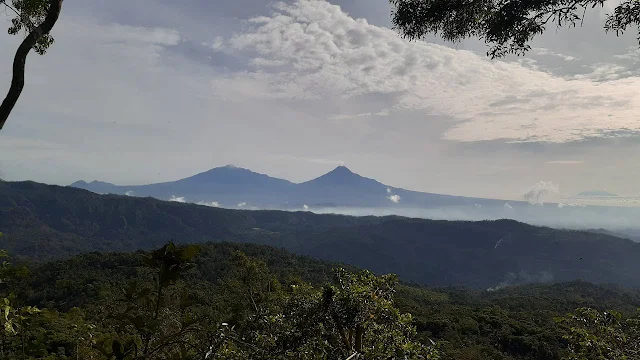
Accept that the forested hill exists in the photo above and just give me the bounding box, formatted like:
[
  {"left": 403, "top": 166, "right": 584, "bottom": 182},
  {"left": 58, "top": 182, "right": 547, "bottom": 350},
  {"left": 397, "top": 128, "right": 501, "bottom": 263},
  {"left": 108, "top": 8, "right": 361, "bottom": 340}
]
[
  {"left": 2, "top": 180, "right": 640, "bottom": 289},
  {"left": 18, "top": 241, "right": 640, "bottom": 360}
]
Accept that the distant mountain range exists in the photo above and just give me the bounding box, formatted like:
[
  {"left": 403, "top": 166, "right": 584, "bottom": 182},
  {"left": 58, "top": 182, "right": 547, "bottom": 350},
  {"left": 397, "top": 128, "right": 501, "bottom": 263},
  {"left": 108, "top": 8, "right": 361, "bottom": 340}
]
[
  {"left": 576, "top": 190, "right": 618, "bottom": 197},
  {"left": 70, "top": 165, "right": 514, "bottom": 210}
]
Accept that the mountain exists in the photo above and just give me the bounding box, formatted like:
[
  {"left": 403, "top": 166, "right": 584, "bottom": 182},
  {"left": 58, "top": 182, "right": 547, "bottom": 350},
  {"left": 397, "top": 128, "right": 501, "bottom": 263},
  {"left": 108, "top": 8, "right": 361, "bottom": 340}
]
[
  {"left": 72, "top": 165, "right": 294, "bottom": 207},
  {"left": 577, "top": 190, "right": 618, "bottom": 197},
  {"left": 70, "top": 165, "right": 511, "bottom": 209},
  {"left": 3, "top": 179, "right": 640, "bottom": 289}
]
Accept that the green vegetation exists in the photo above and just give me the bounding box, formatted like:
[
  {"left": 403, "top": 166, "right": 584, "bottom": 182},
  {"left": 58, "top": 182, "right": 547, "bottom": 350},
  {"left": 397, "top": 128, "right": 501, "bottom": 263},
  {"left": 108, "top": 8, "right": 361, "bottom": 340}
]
[
  {"left": 3, "top": 182, "right": 640, "bottom": 358},
  {"left": 389, "top": 0, "right": 640, "bottom": 59},
  {"left": 0, "top": 233, "right": 638, "bottom": 359},
  {"left": 0, "top": 236, "right": 440, "bottom": 359}
]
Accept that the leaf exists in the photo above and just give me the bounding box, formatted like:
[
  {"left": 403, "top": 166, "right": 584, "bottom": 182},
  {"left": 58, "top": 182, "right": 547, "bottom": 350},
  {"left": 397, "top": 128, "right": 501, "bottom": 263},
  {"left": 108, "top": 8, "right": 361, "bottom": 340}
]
[{"left": 180, "top": 245, "right": 201, "bottom": 261}]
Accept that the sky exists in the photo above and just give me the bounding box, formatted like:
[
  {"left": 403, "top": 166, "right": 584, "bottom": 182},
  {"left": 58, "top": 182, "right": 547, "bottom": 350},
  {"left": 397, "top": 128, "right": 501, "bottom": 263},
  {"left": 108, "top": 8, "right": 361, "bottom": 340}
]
[{"left": 1, "top": 0, "right": 640, "bottom": 201}]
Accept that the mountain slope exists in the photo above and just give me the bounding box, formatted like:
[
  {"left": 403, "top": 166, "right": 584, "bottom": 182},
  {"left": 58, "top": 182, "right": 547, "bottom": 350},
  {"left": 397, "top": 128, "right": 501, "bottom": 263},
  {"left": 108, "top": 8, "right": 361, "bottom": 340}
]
[
  {"left": 577, "top": 190, "right": 618, "bottom": 197},
  {"left": 71, "top": 165, "right": 295, "bottom": 207},
  {"left": 2, "top": 180, "right": 640, "bottom": 289},
  {"left": 19, "top": 240, "right": 640, "bottom": 360}
]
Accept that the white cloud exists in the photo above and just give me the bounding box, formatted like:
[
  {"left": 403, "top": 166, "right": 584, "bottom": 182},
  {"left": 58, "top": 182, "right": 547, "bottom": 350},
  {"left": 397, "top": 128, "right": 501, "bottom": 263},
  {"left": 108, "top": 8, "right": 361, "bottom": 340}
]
[
  {"left": 545, "top": 160, "right": 584, "bottom": 165},
  {"left": 386, "top": 187, "right": 392, "bottom": 193},
  {"left": 217, "top": 0, "right": 640, "bottom": 143},
  {"left": 523, "top": 181, "right": 560, "bottom": 205},
  {"left": 169, "top": 195, "right": 186, "bottom": 203},
  {"left": 303, "top": 204, "right": 309, "bottom": 210},
  {"left": 197, "top": 200, "right": 220, "bottom": 207},
  {"left": 557, "top": 202, "right": 586, "bottom": 208},
  {"left": 531, "top": 47, "right": 576, "bottom": 61},
  {"left": 504, "top": 203, "right": 513, "bottom": 209},
  {"left": 237, "top": 202, "right": 247, "bottom": 207},
  {"left": 388, "top": 194, "right": 401, "bottom": 203},
  {"left": 124, "top": 190, "right": 135, "bottom": 196},
  {"left": 204, "top": 36, "right": 226, "bottom": 51}
]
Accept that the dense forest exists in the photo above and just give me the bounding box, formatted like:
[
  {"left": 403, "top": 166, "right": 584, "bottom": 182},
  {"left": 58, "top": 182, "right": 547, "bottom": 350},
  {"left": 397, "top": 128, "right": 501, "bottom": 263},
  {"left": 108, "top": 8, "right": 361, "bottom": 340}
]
[
  {"left": 2, "top": 180, "right": 640, "bottom": 289},
  {"left": 0, "top": 238, "right": 639, "bottom": 359}
]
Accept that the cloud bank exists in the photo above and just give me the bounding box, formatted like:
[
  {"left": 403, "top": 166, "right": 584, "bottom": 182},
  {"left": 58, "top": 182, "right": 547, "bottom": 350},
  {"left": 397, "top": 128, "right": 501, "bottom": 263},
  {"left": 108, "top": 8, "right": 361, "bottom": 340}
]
[{"left": 217, "top": 0, "right": 640, "bottom": 143}]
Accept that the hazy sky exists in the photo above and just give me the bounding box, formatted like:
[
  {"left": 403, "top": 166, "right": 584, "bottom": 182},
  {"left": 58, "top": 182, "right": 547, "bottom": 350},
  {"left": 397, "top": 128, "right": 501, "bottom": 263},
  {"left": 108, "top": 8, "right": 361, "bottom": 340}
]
[{"left": 1, "top": 0, "right": 640, "bottom": 201}]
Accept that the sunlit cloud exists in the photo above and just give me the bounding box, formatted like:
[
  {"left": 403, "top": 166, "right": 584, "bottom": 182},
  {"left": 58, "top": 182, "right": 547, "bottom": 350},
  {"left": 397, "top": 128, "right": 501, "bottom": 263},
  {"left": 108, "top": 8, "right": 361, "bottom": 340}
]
[
  {"left": 219, "top": 0, "right": 640, "bottom": 143},
  {"left": 523, "top": 181, "right": 560, "bottom": 205},
  {"left": 388, "top": 194, "right": 401, "bottom": 203}
]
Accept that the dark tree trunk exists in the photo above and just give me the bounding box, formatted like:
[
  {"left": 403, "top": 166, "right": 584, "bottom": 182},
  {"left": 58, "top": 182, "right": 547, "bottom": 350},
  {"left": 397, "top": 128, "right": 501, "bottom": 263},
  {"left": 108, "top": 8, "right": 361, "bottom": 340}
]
[
  {"left": 354, "top": 325, "right": 363, "bottom": 353},
  {"left": 0, "top": 0, "right": 63, "bottom": 130}
]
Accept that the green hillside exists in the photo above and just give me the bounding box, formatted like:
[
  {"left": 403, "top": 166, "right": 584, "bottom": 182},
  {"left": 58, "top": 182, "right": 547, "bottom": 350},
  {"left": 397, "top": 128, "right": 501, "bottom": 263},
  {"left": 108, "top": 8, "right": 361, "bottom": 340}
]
[
  {"left": 1, "top": 180, "right": 639, "bottom": 289},
  {"left": 1, "top": 241, "right": 639, "bottom": 359}
]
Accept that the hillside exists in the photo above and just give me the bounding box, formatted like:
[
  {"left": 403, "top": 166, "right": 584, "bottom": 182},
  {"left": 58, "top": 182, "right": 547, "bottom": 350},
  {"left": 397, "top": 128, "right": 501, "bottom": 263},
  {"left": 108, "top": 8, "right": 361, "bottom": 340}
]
[
  {"left": 15, "top": 242, "right": 640, "bottom": 360},
  {"left": 2, "top": 180, "right": 640, "bottom": 289}
]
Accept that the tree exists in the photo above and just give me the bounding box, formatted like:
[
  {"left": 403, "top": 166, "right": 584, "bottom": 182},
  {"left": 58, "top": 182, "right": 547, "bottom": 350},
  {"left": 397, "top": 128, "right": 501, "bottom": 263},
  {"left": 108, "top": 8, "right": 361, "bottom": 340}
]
[
  {"left": 556, "top": 307, "right": 640, "bottom": 359},
  {"left": 97, "top": 242, "right": 206, "bottom": 360},
  {"left": 389, "top": 0, "right": 640, "bottom": 58},
  {"left": 0, "top": 0, "right": 63, "bottom": 130},
  {"left": 322, "top": 268, "right": 439, "bottom": 359},
  {"left": 215, "top": 257, "right": 440, "bottom": 360}
]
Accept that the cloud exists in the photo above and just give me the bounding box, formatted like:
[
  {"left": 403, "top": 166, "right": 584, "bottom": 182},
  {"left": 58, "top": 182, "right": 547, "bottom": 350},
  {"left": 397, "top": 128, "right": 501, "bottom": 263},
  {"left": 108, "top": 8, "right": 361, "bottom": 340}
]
[
  {"left": 217, "top": 0, "right": 640, "bottom": 143},
  {"left": 523, "top": 181, "right": 560, "bottom": 205},
  {"left": 2, "top": 0, "right": 639, "bottom": 202},
  {"left": 558, "top": 202, "right": 586, "bottom": 208},
  {"left": 197, "top": 200, "right": 220, "bottom": 207},
  {"left": 329, "top": 110, "right": 390, "bottom": 120},
  {"left": 386, "top": 187, "right": 392, "bottom": 194},
  {"left": 504, "top": 203, "right": 513, "bottom": 209},
  {"left": 388, "top": 194, "right": 401, "bottom": 203},
  {"left": 169, "top": 195, "right": 186, "bottom": 203},
  {"left": 203, "top": 36, "right": 225, "bottom": 51},
  {"left": 237, "top": 202, "right": 247, "bottom": 207},
  {"left": 545, "top": 160, "right": 584, "bottom": 165},
  {"left": 303, "top": 204, "right": 309, "bottom": 210},
  {"left": 531, "top": 47, "right": 576, "bottom": 61},
  {"left": 124, "top": 190, "right": 135, "bottom": 196}
]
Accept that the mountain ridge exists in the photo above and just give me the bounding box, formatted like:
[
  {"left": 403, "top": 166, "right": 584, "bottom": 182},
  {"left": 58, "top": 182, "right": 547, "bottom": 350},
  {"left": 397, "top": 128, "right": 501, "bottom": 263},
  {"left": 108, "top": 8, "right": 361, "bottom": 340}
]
[
  {"left": 577, "top": 190, "right": 618, "bottom": 197},
  {"left": 3, "top": 179, "right": 640, "bottom": 289},
  {"left": 69, "top": 165, "right": 515, "bottom": 209}
]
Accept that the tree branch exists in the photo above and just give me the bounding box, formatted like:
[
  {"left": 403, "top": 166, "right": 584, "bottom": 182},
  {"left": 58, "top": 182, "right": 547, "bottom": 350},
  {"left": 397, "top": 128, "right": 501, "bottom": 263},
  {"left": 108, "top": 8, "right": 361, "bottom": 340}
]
[
  {"left": 0, "top": 0, "right": 22, "bottom": 18},
  {"left": 0, "top": 0, "right": 63, "bottom": 131}
]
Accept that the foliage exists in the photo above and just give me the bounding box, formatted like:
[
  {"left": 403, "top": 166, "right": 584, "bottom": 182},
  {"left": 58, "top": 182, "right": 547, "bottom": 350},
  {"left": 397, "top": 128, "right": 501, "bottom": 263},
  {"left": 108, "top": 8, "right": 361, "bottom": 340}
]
[
  {"left": 2, "top": 0, "right": 55, "bottom": 54},
  {"left": 4, "top": 239, "right": 640, "bottom": 359},
  {"left": 556, "top": 307, "right": 640, "bottom": 359},
  {"left": 389, "top": 0, "right": 640, "bottom": 58},
  {"left": 0, "top": 240, "right": 443, "bottom": 359}
]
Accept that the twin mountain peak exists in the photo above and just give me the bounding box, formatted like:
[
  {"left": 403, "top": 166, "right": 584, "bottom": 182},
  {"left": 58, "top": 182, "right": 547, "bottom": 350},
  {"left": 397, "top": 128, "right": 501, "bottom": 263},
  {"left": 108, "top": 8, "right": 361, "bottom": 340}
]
[
  {"left": 72, "top": 165, "right": 377, "bottom": 189},
  {"left": 70, "top": 165, "right": 423, "bottom": 209}
]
